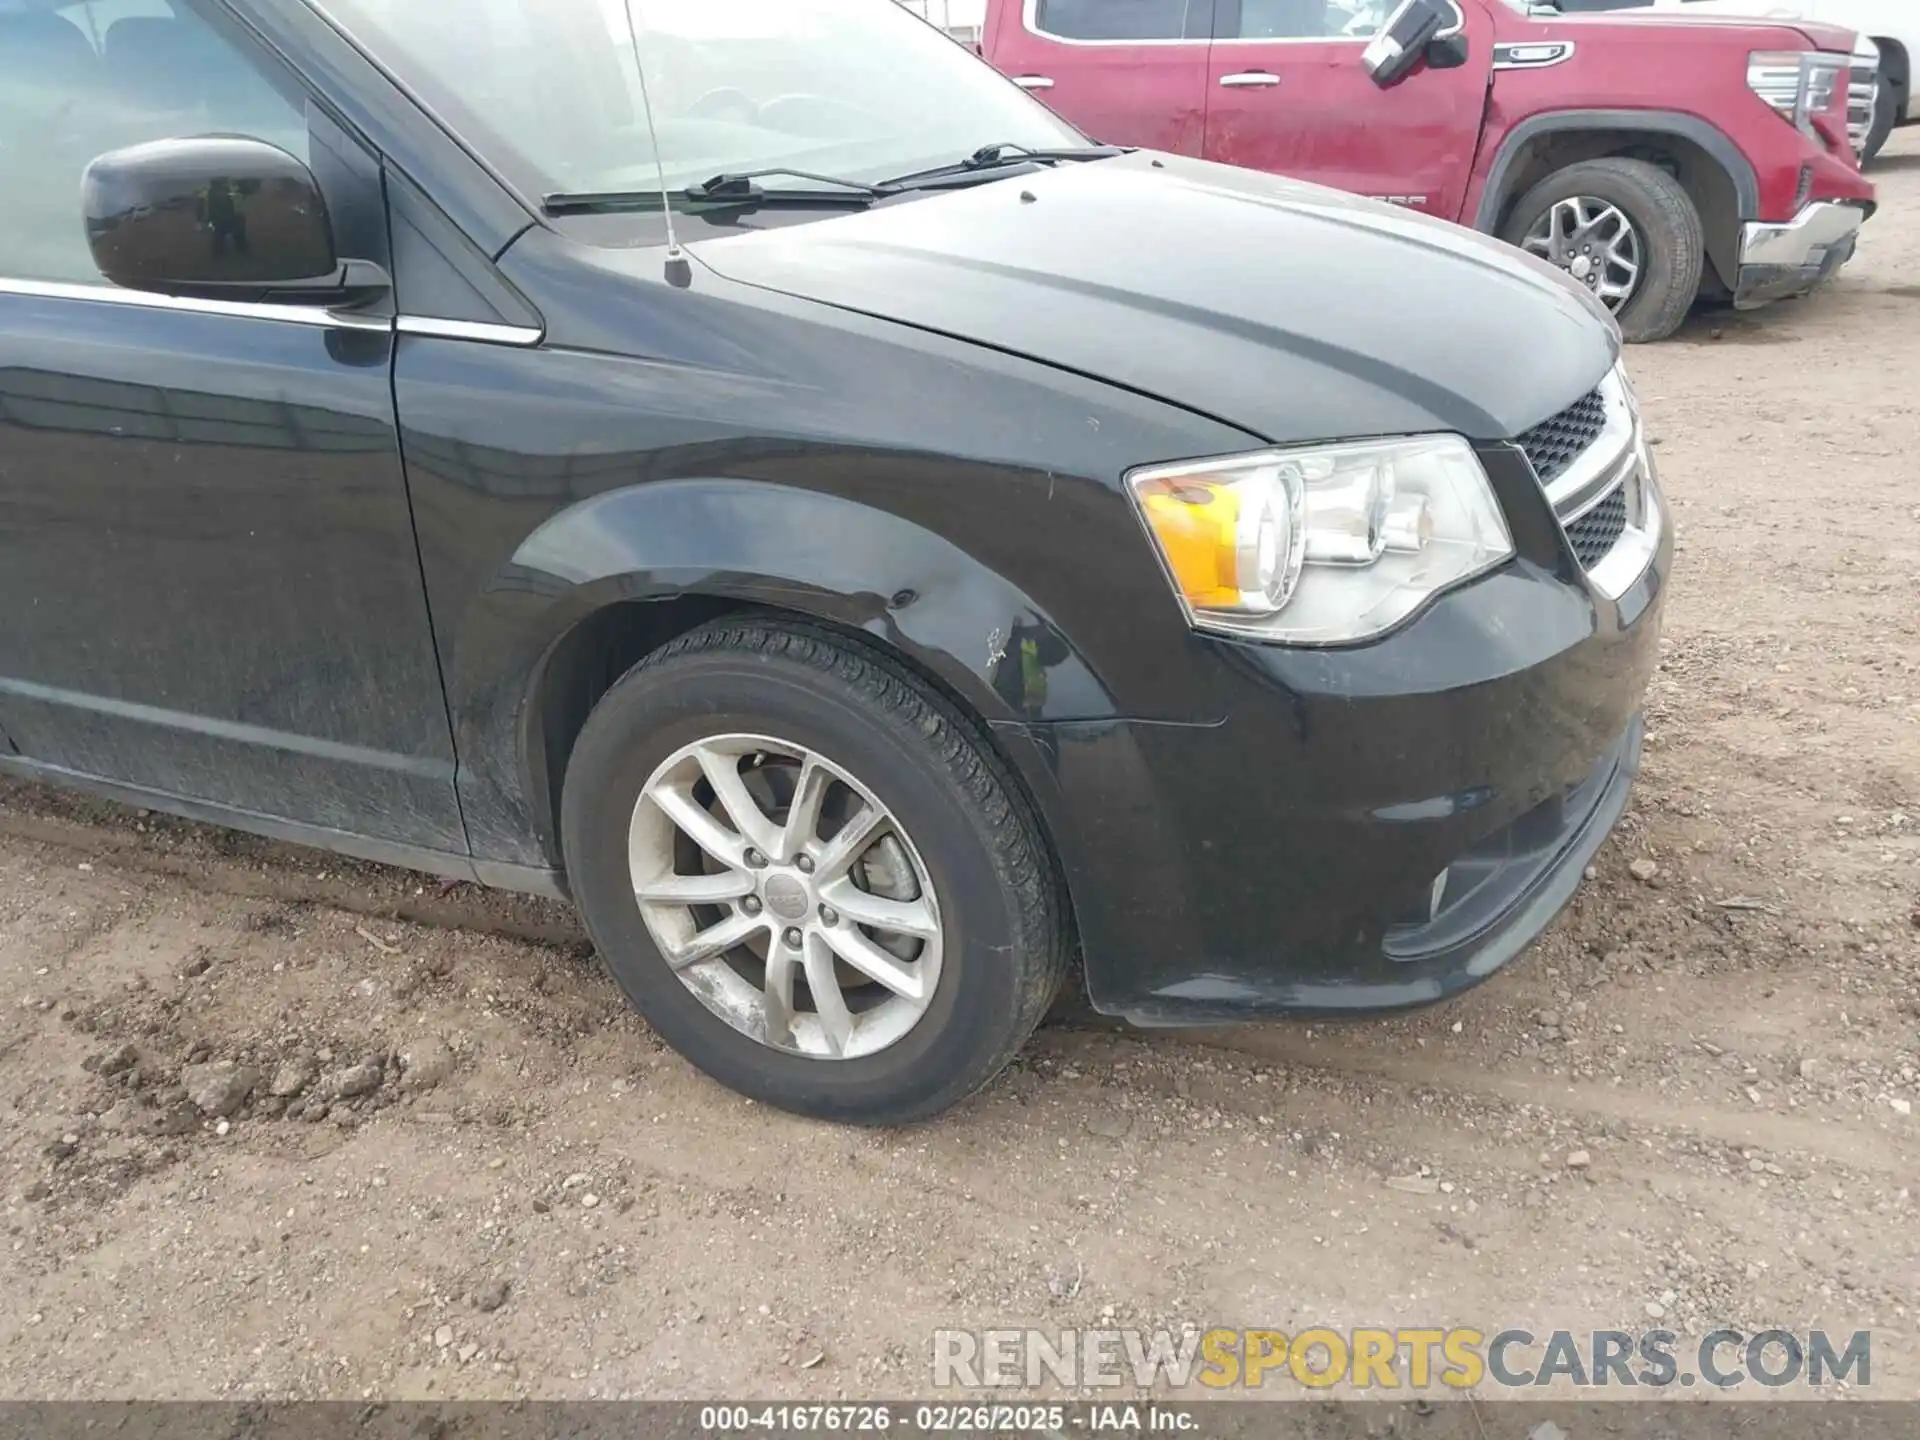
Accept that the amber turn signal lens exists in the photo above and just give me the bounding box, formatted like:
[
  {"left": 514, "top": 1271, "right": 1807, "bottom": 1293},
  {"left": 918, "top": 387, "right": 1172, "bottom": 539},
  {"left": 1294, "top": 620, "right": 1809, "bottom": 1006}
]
[
  {"left": 1131, "top": 465, "right": 1303, "bottom": 617},
  {"left": 1136, "top": 479, "right": 1245, "bottom": 611}
]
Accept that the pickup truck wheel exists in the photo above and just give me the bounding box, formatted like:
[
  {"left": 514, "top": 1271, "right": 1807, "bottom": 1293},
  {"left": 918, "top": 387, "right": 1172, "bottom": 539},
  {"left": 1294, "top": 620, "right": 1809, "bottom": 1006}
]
[
  {"left": 558, "top": 618, "right": 1068, "bottom": 1125},
  {"left": 1502, "top": 158, "right": 1703, "bottom": 344},
  {"left": 1862, "top": 70, "right": 1898, "bottom": 163}
]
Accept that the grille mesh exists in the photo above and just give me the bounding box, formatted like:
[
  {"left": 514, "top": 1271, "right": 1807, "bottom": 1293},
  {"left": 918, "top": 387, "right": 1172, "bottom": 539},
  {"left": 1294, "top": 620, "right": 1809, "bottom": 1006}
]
[
  {"left": 1566, "top": 489, "right": 1628, "bottom": 569},
  {"left": 1516, "top": 389, "right": 1608, "bottom": 486}
]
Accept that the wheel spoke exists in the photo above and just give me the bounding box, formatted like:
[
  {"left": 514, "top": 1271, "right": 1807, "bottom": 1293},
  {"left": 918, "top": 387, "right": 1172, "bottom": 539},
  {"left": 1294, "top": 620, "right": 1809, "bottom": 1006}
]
[
  {"left": 666, "top": 909, "right": 763, "bottom": 969},
  {"left": 636, "top": 869, "right": 755, "bottom": 905},
  {"left": 813, "top": 802, "right": 886, "bottom": 882},
  {"left": 820, "top": 879, "right": 939, "bottom": 941},
  {"left": 647, "top": 780, "right": 749, "bottom": 869},
  {"left": 1600, "top": 218, "right": 1641, "bottom": 306},
  {"left": 802, "top": 932, "right": 856, "bottom": 1057},
  {"left": 693, "top": 742, "right": 782, "bottom": 855},
  {"left": 776, "top": 755, "right": 832, "bottom": 863},
  {"left": 822, "top": 923, "right": 928, "bottom": 1002},
  {"left": 1552, "top": 200, "right": 1579, "bottom": 258},
  {"left": 762, "top": 947, "right": 799, "bottom": 1048}
]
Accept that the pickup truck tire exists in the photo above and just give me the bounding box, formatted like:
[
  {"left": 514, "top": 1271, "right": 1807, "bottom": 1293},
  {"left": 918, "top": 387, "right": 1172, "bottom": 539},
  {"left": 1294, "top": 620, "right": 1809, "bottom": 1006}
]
[
  {"left": 559, "top": 617, "right": 1069, "bottom": 1125},
  {"left": 1502, "top": 158, "right": 1703, "bottom": 344},
  {"left": 1863, "top": 71, "right": 1898, "bottom": 164}
]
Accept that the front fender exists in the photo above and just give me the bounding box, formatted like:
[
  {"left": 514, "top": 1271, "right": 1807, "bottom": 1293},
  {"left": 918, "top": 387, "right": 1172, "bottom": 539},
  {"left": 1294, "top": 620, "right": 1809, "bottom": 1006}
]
[
  {"left": 448, "top": 478, "right": 1121, "bottom": 869},
  {"left": 508, "top": 478, "right": 1116, "bottom": 720}
]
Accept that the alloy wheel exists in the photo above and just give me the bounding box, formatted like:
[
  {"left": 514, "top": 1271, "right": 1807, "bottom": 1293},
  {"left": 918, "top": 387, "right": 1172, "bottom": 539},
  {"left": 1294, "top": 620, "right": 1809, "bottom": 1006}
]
[
  {"left": 628, "top": 733, "right": 943, "bottom": 1060},
  {"left": 1522, "top": 197, "right": 1644, "bottom": 313}
]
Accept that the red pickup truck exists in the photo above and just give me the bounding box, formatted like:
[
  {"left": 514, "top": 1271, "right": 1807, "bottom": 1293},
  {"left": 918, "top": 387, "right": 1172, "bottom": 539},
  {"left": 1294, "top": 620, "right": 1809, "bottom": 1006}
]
[{"left": 977, "top": 0, "right": 1875, "bottom": 340}]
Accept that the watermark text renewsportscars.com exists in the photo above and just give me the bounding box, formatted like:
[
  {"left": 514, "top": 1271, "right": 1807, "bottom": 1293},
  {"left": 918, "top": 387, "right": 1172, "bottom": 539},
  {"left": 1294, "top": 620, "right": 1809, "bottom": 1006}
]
[{"left": 932, "top": 1327, "right": 1872, "bottom": 1391}]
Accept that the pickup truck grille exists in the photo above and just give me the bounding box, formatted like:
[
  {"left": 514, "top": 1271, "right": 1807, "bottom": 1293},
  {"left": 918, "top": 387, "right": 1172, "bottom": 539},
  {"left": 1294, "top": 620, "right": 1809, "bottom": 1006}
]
[
  {"left": 1516, "top": 389, "right": 1607, "bottom": 487},
  {"left": 1849, "top": 66, "right": 1877, "bottom": 156},
  {"left": 1565, "top": 488, "right": 1629, "bottom": 568}
]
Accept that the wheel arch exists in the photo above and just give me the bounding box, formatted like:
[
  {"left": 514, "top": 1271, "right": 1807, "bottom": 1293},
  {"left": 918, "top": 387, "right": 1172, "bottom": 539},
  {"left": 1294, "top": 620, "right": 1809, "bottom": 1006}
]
[
  {"left": 448, "top": 478, "right": 1121, "bottom": 880},
  {"left": 1475, "top": 112, "right": 1755, "bottom": 294}
]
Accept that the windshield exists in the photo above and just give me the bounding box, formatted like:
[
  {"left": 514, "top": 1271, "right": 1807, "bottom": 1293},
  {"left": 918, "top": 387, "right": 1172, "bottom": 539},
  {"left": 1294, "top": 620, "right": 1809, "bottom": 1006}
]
[{"left": 311, "top": 0, "right": 1085, "bottom": 199}]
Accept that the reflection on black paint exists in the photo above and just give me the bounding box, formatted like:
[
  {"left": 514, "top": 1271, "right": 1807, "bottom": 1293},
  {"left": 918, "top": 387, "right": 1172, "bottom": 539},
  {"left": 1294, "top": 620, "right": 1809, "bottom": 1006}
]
[
  {"left": 992, "top": 619, "right": 1069, "bottom": 723},
  {"left": 0, "top": 295, "right": 460, "bottom": 851},
  {"left": 202, "top": 178, "right": 251, "bottom": 257},
  {"left": 0, "top": 366, "right": 390, "bottom": 452}
]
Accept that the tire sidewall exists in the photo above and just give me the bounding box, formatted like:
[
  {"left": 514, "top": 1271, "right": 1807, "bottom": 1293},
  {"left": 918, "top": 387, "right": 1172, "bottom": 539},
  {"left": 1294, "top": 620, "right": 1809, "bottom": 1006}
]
[
  {"left": 1865, "top": 72, "right": 1898, "bottom": 163},
  {"left": 561, "top": 647, "right": 1030, "bottom": 1123}
]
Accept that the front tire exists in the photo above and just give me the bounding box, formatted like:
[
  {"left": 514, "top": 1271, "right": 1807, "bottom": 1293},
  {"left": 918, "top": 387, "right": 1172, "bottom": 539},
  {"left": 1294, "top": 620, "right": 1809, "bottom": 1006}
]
[
  {"left": 1502, "top": 157, "right": 1704, "bottom": 344},
  {"left": 560, "top": 617, "right": 1068, "bottom": 1125}
]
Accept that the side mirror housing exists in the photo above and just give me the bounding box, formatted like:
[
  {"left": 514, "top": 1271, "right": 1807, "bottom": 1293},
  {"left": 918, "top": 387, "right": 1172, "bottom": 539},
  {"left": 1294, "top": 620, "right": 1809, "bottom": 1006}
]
[
  {"left": 1363, "top": 0, "right": 1465, "bottom": 87},
  {"left": 83, "top": 135, "right": 389, "bottom": 308}
]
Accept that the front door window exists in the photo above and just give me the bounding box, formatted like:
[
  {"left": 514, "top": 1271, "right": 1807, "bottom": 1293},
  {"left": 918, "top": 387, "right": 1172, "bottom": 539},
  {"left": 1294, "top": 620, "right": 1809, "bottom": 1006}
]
[{"left": 0, "top": 0, "right": 308, "bottom": 286}]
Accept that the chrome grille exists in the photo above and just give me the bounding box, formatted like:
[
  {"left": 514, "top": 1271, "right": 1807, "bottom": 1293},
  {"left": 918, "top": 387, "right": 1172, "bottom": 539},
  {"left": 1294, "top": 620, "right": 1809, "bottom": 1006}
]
[
  {"left": 1516, "top": 367, "right": 1660, "bottom": 599},
  {"left": 1565, "top": 489, "right": 1628, "bottom": 568},
  {"left": 1849, "top": 65, "right": 1877, "bottom": 156},
  {"left": 1516, "top": 389, "right": 1607, "bottom": 487}
]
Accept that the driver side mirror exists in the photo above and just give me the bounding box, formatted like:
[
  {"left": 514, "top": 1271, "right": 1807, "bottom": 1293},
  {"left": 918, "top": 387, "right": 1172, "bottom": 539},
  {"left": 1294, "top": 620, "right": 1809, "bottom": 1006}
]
[
  {"left": 82, "top": 135, "right": 390, "bottom": 309},
  {"left": 1362, "top": 0, "right": 1466, "bottom": 87}
]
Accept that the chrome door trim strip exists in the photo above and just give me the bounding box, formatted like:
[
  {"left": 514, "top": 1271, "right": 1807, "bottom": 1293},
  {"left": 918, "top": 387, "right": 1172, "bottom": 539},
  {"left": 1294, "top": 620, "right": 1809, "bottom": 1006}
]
[
  {"left": 0, "top": 276, "right": 394, "bottom": 331},
  {"left": 1, "top": 278, "right": 543, "bottom": 345},
  {"left": 395, "top": 315, "right": 543, "bottom": 346}
]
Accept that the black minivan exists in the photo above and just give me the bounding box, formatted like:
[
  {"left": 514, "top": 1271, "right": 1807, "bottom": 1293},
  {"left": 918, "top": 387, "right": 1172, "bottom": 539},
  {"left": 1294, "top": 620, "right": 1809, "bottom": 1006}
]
[{"left": 0, "top": 0, "right": 1668, "bottom": 1123}]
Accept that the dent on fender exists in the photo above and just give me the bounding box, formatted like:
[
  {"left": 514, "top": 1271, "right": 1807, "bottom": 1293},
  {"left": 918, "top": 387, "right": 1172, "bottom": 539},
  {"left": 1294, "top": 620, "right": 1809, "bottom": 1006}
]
[{"left": 506, "top": 478, "right": 1118, "bottom": 724}]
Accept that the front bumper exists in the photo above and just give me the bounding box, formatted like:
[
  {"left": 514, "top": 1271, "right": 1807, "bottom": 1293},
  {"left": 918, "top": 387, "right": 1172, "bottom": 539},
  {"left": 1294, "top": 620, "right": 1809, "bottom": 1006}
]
[
  {"left": 1735, "top": 200, "right": 1870, "bottom": 308},
  {"left": 1026, "top": 440, "right": 1671, "bottom": 1026}
]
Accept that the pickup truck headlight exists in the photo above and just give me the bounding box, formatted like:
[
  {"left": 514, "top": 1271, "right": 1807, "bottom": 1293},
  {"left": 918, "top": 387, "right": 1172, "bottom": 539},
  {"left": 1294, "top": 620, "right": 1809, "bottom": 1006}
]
[
  {"left": 1749, "top": 50, "right": 1844, "bottom": 135},
  {"left": 1128, "top": 434, "right": 1512, "bottom": 645}
]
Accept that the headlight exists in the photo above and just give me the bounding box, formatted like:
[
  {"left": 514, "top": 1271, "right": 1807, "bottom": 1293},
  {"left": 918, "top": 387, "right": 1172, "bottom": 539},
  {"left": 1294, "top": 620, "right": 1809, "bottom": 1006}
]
[
  {"left": 1129, "top": 434, "right": 1513, "bottom": 645},
  {"left": 1749, "top": 50, "right": 1844, "bottom": 134}
]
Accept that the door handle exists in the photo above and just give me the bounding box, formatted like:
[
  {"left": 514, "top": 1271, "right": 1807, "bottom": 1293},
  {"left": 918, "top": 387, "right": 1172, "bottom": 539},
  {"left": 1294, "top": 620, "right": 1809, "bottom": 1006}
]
[
  {"left": 1218, "top": 71, "right": 1281, "bottom": 88},
  {"left": 1012, "top": 75, "right": 1055, "bottom": 89}
]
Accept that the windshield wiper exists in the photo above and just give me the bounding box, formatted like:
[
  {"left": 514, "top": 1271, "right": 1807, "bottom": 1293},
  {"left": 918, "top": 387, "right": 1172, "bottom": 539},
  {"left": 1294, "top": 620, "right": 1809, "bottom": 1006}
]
[
  {"left": 541, "top": 149, "right": 1124, "bottom": 217},
  {"left": 876, "top": 142, "right": 1129, "bottom": 191},
  {"left": 543, "top": 168, "right": 885, "bottom": 216},
  {"left": 688, "top": 168, "right": 885, "bottom": 199}
]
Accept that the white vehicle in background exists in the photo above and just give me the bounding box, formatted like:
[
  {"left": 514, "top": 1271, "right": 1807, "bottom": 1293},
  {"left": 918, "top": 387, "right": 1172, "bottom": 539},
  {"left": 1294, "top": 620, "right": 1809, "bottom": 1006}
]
[
  {"left": 896, "top": 0, "right": 982, "bottom": 44},
  {"left": 1544, "top": 0, "right": 1913, "bottom": 161}
]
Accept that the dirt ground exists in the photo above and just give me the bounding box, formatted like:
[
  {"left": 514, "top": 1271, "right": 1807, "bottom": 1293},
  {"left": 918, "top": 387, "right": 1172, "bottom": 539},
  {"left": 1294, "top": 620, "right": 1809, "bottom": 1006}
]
[{"left": 2, "top": 137, "right": 1917, "bottom": 1409}]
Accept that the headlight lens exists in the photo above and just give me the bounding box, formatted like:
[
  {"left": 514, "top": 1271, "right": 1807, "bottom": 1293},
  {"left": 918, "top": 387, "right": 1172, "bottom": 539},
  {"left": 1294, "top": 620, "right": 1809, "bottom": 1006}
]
[
  {"left": 1129, "top": 434, "right": 1512, "bottom": 645},
  {"left": 1748, "top": 50, "right": 1844, "bottom": 134},
  {"left": 1748, "top": 51, "right": 1806, "bottom": 120}
]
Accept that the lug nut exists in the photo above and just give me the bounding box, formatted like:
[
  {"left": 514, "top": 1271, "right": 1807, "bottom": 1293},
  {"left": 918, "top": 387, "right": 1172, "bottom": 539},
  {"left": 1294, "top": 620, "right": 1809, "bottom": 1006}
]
[
  {"left": 744, "top": 848, "right": 767, "bottom": 869},
  {"left": 783, "top": 927, "right": 804, "bottom": 949},
  {"left": 795, "top": 855, "right": 815, "bottom": 875},
  {"left": 819, "top": 905, "right": 838, "bottom": 926},
  {"left": 742, "top": 896, "right": 762, "bottom": 916}
]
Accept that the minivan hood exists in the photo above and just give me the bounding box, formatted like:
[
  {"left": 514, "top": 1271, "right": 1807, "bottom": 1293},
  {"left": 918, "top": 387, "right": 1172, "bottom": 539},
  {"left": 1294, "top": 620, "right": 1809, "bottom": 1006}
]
[{"left": 691, "top": 151, "right": 1617, "bottom": 446}]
